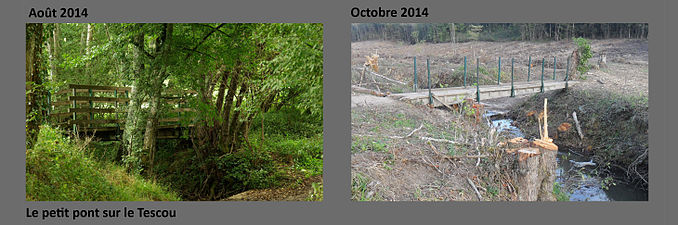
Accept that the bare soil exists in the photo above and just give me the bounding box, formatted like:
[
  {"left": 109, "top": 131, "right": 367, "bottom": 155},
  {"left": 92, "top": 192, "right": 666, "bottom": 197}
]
[{"left": 351, "top": 39, "right": 648, "bottom": 97}]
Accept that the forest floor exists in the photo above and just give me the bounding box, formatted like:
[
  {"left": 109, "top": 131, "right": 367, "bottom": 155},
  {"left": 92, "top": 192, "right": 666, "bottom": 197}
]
[
  {"left": 224, "top": 175, "right": 322, "bottom": 201},
  {"left": 351, "top": 39, "right": 648, "bottom": 201}
]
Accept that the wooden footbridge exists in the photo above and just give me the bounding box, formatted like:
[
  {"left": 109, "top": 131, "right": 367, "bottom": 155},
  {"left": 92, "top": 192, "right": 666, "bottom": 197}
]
[
  {"left": 391, "top": 80, "right": 577, "bottom": 107},
  {"left": 48, "top": 84, "right": 196, "bottom": 140}
]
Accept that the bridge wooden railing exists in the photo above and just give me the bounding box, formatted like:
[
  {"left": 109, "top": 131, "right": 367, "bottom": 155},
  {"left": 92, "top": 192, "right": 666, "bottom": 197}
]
[{"left": 48, "top": 84, "right": 196, "bottom": 138}]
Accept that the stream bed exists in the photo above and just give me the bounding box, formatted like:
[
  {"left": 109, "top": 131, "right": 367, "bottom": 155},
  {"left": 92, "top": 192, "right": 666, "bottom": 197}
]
[{"left": 485, "top": 111, "right": 647, "bottom": 201}]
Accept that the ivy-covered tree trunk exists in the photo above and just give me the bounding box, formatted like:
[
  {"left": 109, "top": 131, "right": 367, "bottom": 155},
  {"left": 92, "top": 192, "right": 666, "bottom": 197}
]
[
  {"left": 122, "top": 31, "right": 146, "bottom": 173},
  {"left": 26, "top": 23, "right": 45, "bottom": 149},
  {"left": 142, "top": 23, "right": 174, "bottom": 175},
  {"left": 143, "top": 77, "right": 163, "bottom": 175}
]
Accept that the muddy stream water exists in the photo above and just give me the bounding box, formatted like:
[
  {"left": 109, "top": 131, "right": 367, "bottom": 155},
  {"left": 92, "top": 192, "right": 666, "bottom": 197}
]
[{"left": 484, "top": 110, "right": 647, "bottom": 201}]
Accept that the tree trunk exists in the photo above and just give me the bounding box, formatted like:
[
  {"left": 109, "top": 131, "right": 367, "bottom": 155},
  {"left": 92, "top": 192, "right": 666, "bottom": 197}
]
[
  {"left": 122, "top": 31, "right": 146, "bottom": 172},
  {"left": 26, "top": 23, "right": 44, "bottom": 149},
  {"left": 228, "top": 82, "right": 248, "bottom": 152},
  {"left": 516, "top": 148, "right": 540, "bottom": 201},
  {"left": 538, "top": 148, "right": 557, "bottom": 201},
  {"left": 450, "top": 23, "right": 456, "bottom": 43},
  {"left": 142, "top": 23, "right": 174, "bottom": 175},
  {"left": 143, "top": 80, "right": 162, "bottom": 176},
  {"left": 49, "top": 23, "right": 59, "bottom": 80}
]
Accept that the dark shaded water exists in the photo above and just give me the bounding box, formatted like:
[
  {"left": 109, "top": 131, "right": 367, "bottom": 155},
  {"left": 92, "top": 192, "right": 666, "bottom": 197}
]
[{"left": 485, "top": 111, "right": 647, "bottom": 201}]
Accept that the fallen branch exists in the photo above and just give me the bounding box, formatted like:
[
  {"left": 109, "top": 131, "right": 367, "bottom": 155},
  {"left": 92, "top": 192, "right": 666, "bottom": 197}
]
[
  {"left": 445, "top": 155, "right": 489, "bottom": 159},
  {"left": 419, "top": 136, "right": 457, "bottom": 144},
  {"left": 367, "top": 69, "right": 407, "bottom": 85},
  {"left": 568, "top": 159, "right": 596, "bottom": 167},
  {"left": 432, "top": 94, "right": 456, "bottom": 112},
  {"left": 356, "top": 82, "right": 393, "bottom": 87},
  {"left": 572, "top": 111, "right": 584, "bottom": 139},
  {"left": 427, "top": 141, "right": 441, "bottom": 155},
  {"left": 466, "top": 177, "right": 483, "bottom": 201},
  {"left": 403, "top": 124, "right": 424, "bottom": 138},
  {"left": 351, "top": 85, "right": 389, "bottom": 97}
]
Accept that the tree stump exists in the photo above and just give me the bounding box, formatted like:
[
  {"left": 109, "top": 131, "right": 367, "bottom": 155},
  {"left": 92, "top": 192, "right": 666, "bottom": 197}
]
[
  {"left": 534, "top": 139, "right": 558, "bottom": 201},
  {"left": 516, "top": 148, "right": 540, "bottom": 201},
  {"left": 509, "top": 98, "right": 559, "bottom": 201}
]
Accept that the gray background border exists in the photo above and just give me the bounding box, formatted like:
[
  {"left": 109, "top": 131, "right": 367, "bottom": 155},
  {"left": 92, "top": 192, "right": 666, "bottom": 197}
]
[{"left": 2, "top": 0, "right": 673, "bottom": 224}]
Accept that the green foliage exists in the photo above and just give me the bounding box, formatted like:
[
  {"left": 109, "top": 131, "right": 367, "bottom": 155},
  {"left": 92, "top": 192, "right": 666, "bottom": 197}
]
[
  {"left": 306, "top": 182, "right": 323, "bottom": 201},
  {"left": 574, "top": 37, "right": 593, "bottom": 75},
  {"left": 351, "top": 172, "right": 381, "bottom": 201},
  {"left": 486, "top": 185, "right": 499, "bottom": 197},
  {"left": 26, "top": 126, "right": 179, "bottom": 201},
  {"left": 553, "top": 181, "right": 570, "bottom": 201},
  {"left": 156, "top": 147, "right": 283, "bottom": 199},
  {"left": 34, "top": 23, "right": 324, "bottom": 200},
  {"left": 351, "top": 137, "right": 388, "bottom": 153}
]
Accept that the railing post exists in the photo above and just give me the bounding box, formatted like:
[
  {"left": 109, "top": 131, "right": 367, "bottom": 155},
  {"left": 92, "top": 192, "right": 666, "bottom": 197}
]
[
  {"left": 463, "top": 56, "right": 467, "bottom": 88},
  {"left": 89, "top": 89, "right": 93, "bottom": 125},
  {"left": 565, "top": 56, "right": 571, "bottom": 89},
  {"left": 511, "top": 58, "right": 515, "bottom": 97},
  {"left": 497, "top": 56, "right": 501, "bottom": 85},
  {"left": 72, "top": 88, "right": 77, "bottom": 134},
  {"left": 553, "top": 56, "right": 557, "bottom": 80},
  {"left": 476, "top": 58, "right": 480, "bottom": 103},
  {"left": 414, "top": 56, "right": 418, "bottom": 92},
  {"left": 115, "top": 89, "right": 118, "bottom": 120},
  {"left": 427, "top": 58, "right": 432, "bottom": 105},
  {"left": 528, "top": 56, "right": 532, "bottom": 82},
  {"left": 541, "top": 58, "right": 545, "bottom": 93}
]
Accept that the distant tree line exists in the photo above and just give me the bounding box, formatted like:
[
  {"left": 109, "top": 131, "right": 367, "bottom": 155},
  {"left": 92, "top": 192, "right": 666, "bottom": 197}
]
[{"left": 351, "top": 23, "right": 648, "bottom": 44}]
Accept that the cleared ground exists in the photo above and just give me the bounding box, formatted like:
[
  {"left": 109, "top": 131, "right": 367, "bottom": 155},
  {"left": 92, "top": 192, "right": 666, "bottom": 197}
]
[{"left": 351, "top": 39, "right": 649, "bottom": 201}]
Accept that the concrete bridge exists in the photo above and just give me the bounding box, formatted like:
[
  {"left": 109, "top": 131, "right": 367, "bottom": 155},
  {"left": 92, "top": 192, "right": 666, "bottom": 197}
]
[{"left": 391, "top": 80, "right": 576, "bottom": 107}]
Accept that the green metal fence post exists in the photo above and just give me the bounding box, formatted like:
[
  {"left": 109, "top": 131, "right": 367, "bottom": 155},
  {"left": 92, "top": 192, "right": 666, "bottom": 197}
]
[
  {"left": 427, "top": 58, "right": 432, "bottom": 105},
  {"left": 565, "top": 56, "right": 571, "bottom": 89},
  {"left": 497, "top": 56, "right": 501, "bottom": 85},
  {"left": 541, "top": 58, "right": 545, "bottom": 93},
  {"left": 553, "top": 56, "right": 557, "bottom": 80},
  {"left": 476, "top": 58, "right": 480, "bottom": 103},
  {"left": 527, "top": 56, "right": 532, "bottom": 82},
  {"left": 511, "top": 58, "right": 515, "bottom": 97},
  {"left": 463, "top": 56, "right": 467, "bottom": 87},
  {"left": 414, "top": 56, "right": 418, "bottom": 92}
]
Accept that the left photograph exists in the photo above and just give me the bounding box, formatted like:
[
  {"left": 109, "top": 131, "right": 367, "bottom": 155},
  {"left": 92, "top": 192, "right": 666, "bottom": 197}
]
[{"left": 25, "top": 23, "right": 324, "bottom": 201}]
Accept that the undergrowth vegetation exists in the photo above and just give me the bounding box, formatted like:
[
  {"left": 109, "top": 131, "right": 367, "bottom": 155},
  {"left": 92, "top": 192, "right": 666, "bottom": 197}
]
[
  {"left": 26, "top": 126, "right": 179, "bottom": 201},
  {"left": 153, "top": 107, "right": 323, "bottom": 200}
]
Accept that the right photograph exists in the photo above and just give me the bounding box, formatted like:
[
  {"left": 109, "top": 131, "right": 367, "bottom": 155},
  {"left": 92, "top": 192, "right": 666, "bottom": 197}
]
[{"left": 350, "top": 23, "right": 648, "bottom": 201}]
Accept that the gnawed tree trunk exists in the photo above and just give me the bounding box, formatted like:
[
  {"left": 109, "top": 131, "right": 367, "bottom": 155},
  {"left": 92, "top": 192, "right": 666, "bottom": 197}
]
[
  {"left": 26, "top": 23, "right": 45, "bottom": 149},
  {"left": 509, "top": 99, "right": 559, "bottom": 201}
]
